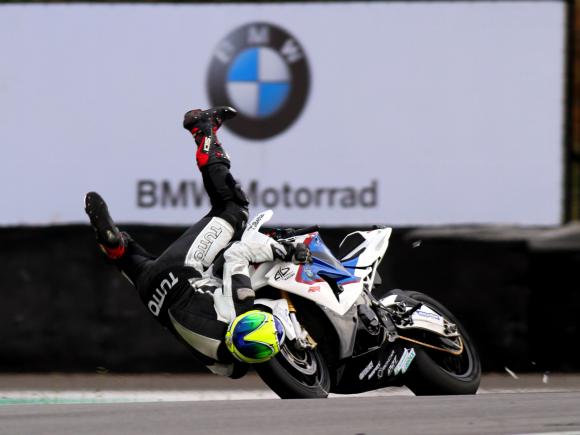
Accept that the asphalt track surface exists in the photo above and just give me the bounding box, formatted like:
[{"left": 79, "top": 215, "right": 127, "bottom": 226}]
[{"left": 1, "top": 374, "right": 579, "bottom": 435}]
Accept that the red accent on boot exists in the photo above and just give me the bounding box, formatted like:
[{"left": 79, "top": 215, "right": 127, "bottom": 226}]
[
  {"left": 190, "top": 127, "right": 204, "bottom": 146},
  {"left": 100, "top": 239, "right": 126, "bottom": 260},
  {"left": 196, "top": 140, "right": 210, "bottom": 168}
]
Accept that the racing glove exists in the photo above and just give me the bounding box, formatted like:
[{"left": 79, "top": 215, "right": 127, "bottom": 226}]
[{"left": 272, "top": 241, "right": 312, "bottom": 264}]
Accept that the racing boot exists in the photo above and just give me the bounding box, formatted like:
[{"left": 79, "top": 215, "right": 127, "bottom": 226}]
[
  {"left": 183, "top": 106, "right": 237, "bottom": 169},
  {"left": 84, "top": 191, "right": 126, "bottom": 260}
]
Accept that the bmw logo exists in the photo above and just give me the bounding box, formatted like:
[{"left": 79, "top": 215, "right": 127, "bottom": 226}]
[{"left": 207, "top": 23, "right": 310, "bottom": 140}]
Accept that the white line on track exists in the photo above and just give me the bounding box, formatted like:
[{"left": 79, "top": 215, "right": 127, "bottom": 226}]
[
  {"left": 514, "top": 432, "right": 580, "bottom": 435},
  {"left": 4, "top": 385, "right": 580, "bottom": 405},
  {"left": 0, "top": 387, "right": 415, "bottom": 404}
]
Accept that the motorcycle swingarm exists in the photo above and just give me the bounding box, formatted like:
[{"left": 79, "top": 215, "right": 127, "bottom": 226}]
[{"left": 377, "top": 295, "right": 463, "bottom": 355}]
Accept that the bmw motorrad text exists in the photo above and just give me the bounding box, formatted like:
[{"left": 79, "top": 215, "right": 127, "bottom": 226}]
[{"left": 136, "top": 179, "right": 378, "bottom": 209}]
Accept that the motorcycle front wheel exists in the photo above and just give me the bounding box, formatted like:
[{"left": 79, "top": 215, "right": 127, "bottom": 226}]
[
  {"left": 255, "top": 341, "right": 331, "bottom": 399},
  {"left": 394, "top": 290, "right": 481, "bottom": 395}
]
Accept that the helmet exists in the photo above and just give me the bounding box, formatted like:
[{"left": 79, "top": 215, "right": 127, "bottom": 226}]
[{"left": 225, "top": 310, "right": 285, "bottom": 363}]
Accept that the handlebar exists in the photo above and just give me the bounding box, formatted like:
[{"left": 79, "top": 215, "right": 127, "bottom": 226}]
[
  {"left": 290, "top": 225, "right": 320, "bottom": 237},
  {"left": 267, "top": 225, "right": 320, "bottom": 240}
]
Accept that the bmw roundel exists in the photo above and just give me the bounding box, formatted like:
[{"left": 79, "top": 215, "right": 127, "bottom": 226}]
[{"left": 207, "top": 23, "right": 310, "bottom": 140}]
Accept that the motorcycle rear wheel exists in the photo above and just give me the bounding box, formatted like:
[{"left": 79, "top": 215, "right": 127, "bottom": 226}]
[
  {"left": 395, "top": 290, "right": 481, "bottom": 395},
  {"left": 255, "top": 341, "right": 331, "bottom": 399}
]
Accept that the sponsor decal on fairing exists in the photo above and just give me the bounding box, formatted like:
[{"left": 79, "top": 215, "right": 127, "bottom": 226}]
[
  {"left": 377, "top": 350, "right": 396, "bottom": 379},
  {"left": 274, "top": 267, "right": 293, "bottom": 281},
  {"left": 358, "top": 361, "right": 374, "bottom": 380},
  {"left": 393, "top": 348, "right": 416, "bottom": 376}
]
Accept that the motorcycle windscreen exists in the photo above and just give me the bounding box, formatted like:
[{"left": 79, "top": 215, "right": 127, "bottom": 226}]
[{"left": 297, "top": 234, "right": 360, "bottom": 286}]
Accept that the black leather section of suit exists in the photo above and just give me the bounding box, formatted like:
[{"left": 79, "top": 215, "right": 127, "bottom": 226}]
[
  {"left": 115, "top": 217, "right": 240, "bottom": 365},
  {"left": 168, "top": 289, "right": 234, "bottom": 364},
  {"left": 135, "top": 265, "right": 199, "bottom": 327},
  {"left": 202, "top": 164, "right": 247, "bottom": 207},
  {"left": 107, "top": 156, "right": 251, "bottom": 367},
  {"left": 202, "top": 163, "right": 249, "bottom": 233}
]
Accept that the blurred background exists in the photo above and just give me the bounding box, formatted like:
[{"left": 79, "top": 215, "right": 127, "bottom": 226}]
[{"left": 0, "top": 0, "right": 578, "bottom": 375}]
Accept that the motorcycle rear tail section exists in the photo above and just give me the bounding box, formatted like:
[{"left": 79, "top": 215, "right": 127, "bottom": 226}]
[{"left": 339, "top": 227, "right": 392, "bottom": 269}]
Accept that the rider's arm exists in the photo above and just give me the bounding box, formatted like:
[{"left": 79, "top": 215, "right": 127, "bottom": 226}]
[{"left": 217, "top": 239, "right": 311, "bottom": 319}]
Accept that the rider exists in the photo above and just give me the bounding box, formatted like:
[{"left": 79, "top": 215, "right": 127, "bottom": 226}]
[{"left": 85, "top": 107, "right": 309, "bottom": 377}]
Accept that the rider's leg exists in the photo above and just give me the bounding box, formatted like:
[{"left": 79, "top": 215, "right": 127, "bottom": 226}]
[
  {"left": 151, "top": 214, "right": 234, "bottom": 277},
  {"left": 202, "top": 163, "right": 249, "bottom": 235},
  {"left": 86, "top": 107, "right": 252, "bottom": 326},
  {"left": 110, "top": 108, "right": 248, "bottom": 307},
  {"left": 150, "top": 107, "right": 249, "bottom": 275},
  {"left": 114, "top": 234, "right": 157, "bottom": 286},
  {"left": 183, "top": 107, "right": 249, "bottom": 236},
  {"left": 86, "top": 108, "right": 247, "bottom": 279}
]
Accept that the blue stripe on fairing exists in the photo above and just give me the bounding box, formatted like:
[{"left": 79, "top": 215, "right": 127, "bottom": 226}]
[{"left": 342, "top": 258, "right": 359, "bottom": 270}]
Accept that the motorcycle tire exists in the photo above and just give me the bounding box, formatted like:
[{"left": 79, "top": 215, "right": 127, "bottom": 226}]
[
  {"left": 255, "top": 341, "right": 331, "bottom": 399},
  {"left": 394, "top": 290, "right": 481, "bottom": 395}
]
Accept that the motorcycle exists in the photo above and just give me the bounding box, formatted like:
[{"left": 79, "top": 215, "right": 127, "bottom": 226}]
[{"left": 241, "top": 210, "right": 481, "bottom": 399}]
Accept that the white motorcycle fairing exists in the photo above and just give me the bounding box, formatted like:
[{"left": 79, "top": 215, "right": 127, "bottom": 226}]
[{"left": 243, "top": 211, "right": 393, "bottom": 317}]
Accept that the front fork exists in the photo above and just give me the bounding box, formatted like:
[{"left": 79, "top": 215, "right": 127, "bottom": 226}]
[{"left": 280, "top": 290, "right": 317, "bottom": 349}]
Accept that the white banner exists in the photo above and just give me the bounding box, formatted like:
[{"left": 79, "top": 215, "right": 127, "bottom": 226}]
[{"left": 0, "top": 2, "right": 565, "bottom": 226}]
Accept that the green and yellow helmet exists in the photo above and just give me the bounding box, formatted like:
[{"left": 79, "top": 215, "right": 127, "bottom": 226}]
[{"left": 225, "top": 310, "right": 286, "bottom": 364}]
